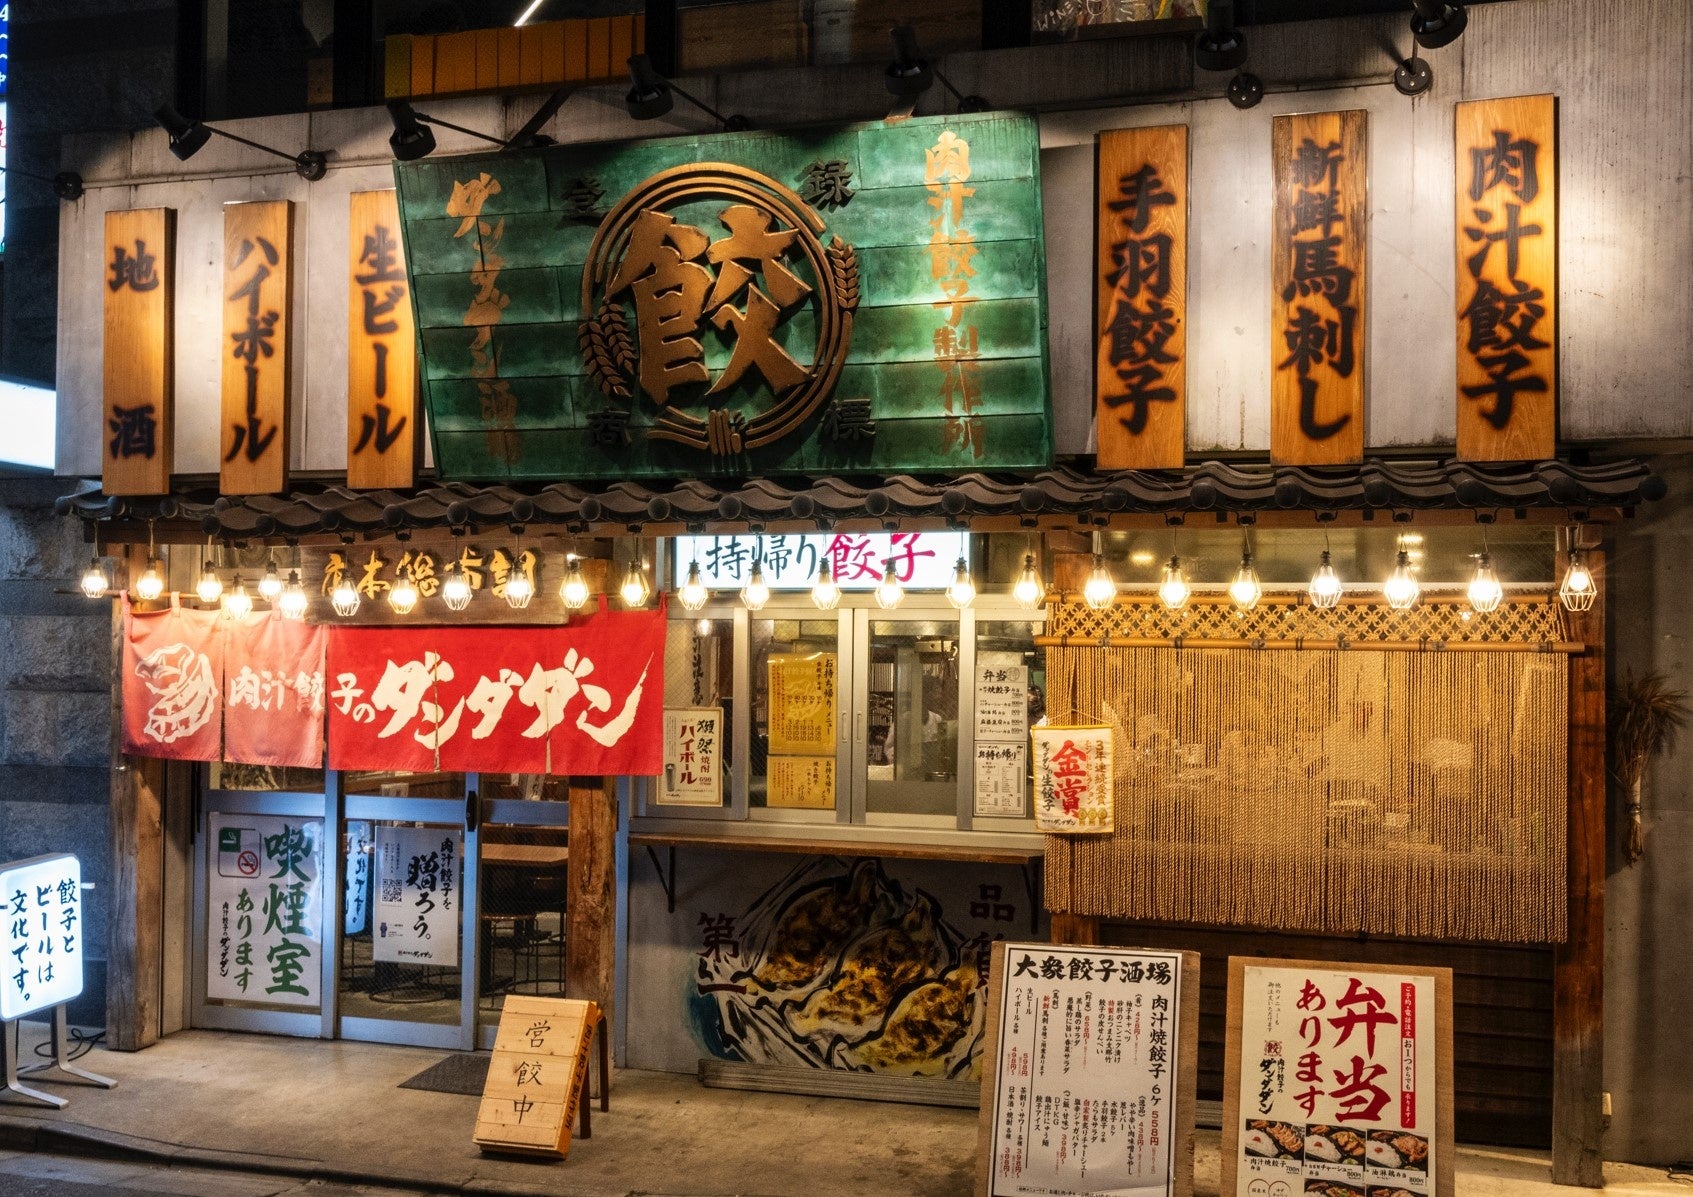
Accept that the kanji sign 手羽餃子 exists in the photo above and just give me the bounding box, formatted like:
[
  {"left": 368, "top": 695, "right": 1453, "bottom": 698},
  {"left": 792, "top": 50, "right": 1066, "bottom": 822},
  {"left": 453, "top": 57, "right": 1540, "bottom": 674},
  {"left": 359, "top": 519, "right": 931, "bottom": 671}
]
[
  {"left": 325, "top": 611, "right": 663, "bottom": 776},
  {"left": 1, "top": 855, "right": 84, "bottom": 1021},
  {"left": 392, "top": 110, "right": 1050, "bottom": 481}
]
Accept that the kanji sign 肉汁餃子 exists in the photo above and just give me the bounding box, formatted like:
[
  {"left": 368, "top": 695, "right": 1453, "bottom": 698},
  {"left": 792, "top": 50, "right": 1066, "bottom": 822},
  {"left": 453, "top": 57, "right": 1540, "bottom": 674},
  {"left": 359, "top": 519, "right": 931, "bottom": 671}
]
[{"left": 392, "top": 110, "right": 1050, "bottom": 480}]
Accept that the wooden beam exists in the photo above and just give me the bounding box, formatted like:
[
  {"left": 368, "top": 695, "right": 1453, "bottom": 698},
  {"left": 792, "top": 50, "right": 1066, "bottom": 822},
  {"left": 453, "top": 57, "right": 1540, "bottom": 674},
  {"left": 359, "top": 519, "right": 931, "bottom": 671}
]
[
  {"left": 1552, "top": 537, "right": 1604, "bottom": 1186},
  {"left": 106, "top": 558, "right": 165, "bottom": 1051},
  {"left": 566, "top": 777, "right": 618, "bottom": 1030},
  {"left": 1048, "top": 912, "right": 1099, "bottom": 945}
]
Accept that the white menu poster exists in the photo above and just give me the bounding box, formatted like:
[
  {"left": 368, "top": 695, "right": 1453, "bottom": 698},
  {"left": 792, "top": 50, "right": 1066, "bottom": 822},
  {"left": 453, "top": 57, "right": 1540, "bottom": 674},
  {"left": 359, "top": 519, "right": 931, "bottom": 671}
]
[
  {"left": 978, "top": 941, "right": 1197, "bottom": 1197},
  {"left": 207, "top": 814, "right": 323, "bottom": 1007},
  {"left": 974, "top": 742, "right": 1027, "bottom": 817},
  {"left": 1224, "top": 958, "right": 1454, "bottom": 1197},
  {"left": 374, "top": 825, "right": 461, "bottom": 966},
  {"left": 975, "top": 663, "right": 1028, "bottom": 742},
  {"left": 661, "top": 707, "right": 724, "bottom": 806}
]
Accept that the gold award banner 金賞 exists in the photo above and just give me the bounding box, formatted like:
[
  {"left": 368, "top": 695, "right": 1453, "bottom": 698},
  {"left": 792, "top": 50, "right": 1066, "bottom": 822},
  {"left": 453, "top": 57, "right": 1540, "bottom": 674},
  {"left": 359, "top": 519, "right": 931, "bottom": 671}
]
[{"left": 392, "top": 110, "right": 1051, "bottom": 481}]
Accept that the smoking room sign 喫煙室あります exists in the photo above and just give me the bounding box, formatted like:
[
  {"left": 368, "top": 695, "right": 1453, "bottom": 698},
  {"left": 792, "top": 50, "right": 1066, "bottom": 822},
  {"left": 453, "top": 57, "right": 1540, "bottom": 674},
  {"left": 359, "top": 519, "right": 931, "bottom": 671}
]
[{"left": 391, "top": 110, "right": 1051, "bottom": 481}]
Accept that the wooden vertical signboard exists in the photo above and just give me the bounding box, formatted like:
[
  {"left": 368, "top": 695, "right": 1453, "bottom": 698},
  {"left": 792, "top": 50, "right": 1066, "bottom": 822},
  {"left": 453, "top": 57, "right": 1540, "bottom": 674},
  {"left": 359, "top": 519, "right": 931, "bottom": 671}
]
[
  {"left": 474, "top": 995, "right": 606, "bottom": 1158},
  {"left": 347, "top": 190, "right": 419, "bottom": 490},
  {"left": 1095, "top": 125, "right": 1187, "bottom": 469},
  {"left": 1455, "top": 94, "right": 1557, "bottom": 462},
  {"left": 1271, "top": 110, "right": 1367, "bottom": 466},
  {"left": 1221, "top": 957, "right": 1455, "bottom": 1197},
  {"left": 221, "top": 200, "right": 293, "bottom": 495},
  {"left": 977, "top": 941, "right": 1198, "bottom": 1197},
  {"left": 102, "top": 208, "right": 175, "bottom": 495}
]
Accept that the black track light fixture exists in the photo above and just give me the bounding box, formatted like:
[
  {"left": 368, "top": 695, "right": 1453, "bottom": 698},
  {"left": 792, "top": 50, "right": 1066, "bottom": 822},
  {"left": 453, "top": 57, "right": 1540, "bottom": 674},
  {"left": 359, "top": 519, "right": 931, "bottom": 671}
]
[
  {"left": 1410, "top": 0, "right": 1467, "bottom": 50},
  {"left": 0, "top": 164, "right": 84, "bottom": 201},
  {"left": 1194, "top": 0, "right": 1247, "bottom": 72},
  {"left": 885, "top": 25, "right": 989, "bottom": 112},
  {"left": 625, "top": 54, "right": 750, "bottom": 132},
  {"left": 385, "top": 100, "right": 555, "bottom": 161},
  {"left": 154, "top": 104, "right": 328, "bottom": 181}
]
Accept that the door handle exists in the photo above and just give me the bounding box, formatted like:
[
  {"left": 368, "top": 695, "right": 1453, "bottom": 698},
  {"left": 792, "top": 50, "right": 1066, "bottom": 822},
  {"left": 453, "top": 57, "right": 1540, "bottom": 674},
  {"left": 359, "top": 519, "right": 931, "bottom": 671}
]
[{"left": 465, "top": 788, "right": 481, "bottom": 833}]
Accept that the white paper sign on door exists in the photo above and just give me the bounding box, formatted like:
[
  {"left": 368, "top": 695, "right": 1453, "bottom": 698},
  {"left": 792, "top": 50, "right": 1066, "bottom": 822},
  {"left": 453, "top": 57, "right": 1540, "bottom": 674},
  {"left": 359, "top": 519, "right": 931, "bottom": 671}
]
[
  {"left": 975, "top": 663, "right": 1028, "bottom": 742},
  {"left": 207, "top": 814, "right": 323, "bottom": 1007},
  {"left": 344, "top": 820, "right": 372, "bottom": 937},
  {"left": 374, "top": 825, "right": 461, "bottom": 966},
  {"left": 973, "top": 742, "right": 1026, "bottom": 817}
]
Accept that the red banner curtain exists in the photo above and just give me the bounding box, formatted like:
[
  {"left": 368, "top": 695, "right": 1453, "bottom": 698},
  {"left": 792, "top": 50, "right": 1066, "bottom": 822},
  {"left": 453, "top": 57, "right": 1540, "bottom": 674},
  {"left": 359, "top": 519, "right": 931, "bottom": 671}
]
[
  {"left": 121, "top": 596, "right": 223, "bottom": 761},
  {"left": 326, "top": 605, "right": 664, "bottom": 775},
  {"left": 223, "top": 613, "right": 328, "bottom": 768}
]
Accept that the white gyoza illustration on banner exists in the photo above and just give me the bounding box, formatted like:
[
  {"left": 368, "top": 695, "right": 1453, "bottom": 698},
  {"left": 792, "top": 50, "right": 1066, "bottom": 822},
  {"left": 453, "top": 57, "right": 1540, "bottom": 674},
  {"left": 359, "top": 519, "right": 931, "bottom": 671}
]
[{"left": 137, "top": 642, "right": 218, "bottom": 743}]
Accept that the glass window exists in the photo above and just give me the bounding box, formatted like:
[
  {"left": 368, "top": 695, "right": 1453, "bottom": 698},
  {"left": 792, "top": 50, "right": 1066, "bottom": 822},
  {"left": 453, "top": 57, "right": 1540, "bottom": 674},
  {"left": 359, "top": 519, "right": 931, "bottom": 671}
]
[
  {"left": 750, "top": 616, "right": 839, "bottom": 815},
  {"left": 337, "top": 820, "right": 463, "bottom": 1028},
  {"left": 343, "top": 771, "right": 466, "bottom": 799},
  {"left": 972, "top": 620, "right": 1048, "bottom": 822},
  {"left": 864, "top": 617, "right": 961, "bottom": 819}
]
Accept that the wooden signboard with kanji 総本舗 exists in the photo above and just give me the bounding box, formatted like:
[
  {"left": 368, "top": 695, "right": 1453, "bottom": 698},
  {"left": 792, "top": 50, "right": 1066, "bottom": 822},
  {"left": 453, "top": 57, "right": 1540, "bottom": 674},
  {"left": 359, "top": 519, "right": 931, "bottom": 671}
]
[
  {"left": 1095, "top": 124, "right": 1187, "bottom": 470},
  {"left": 1271, "top": 110, "right": 1367, "bottom": 466},
  {"left": 474, "top": 995, "right": 604, "bottom": 1158},
  {"left": 102, "top": 207, "right": 175, "bottom": 495},
  {"left": 1221, "top": 957, "right": 1455, "bottom": 1197},
  {"left": 221, "top": 199, "right": 293, "bottom": 495},
  {"left": 347, "top": 190, "right": 420, "bottom": 489},
  {"left": 1455, "top": 94, "right": 1557, "bottom": 462}
]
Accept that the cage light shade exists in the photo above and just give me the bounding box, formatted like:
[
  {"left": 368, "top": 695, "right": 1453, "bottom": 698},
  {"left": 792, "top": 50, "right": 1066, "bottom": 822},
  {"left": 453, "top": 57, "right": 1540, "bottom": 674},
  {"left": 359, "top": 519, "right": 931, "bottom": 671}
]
[
  {"left": 1229, "top": 553, "right": 1262, "bottom": 610},
  {"left": 504, "top": 568, "right": 535, "bottom": 610},
  {"left": 222, "top": 576, "right": 253, "bottom": 620},
  {"left": 1158, "top": 555, "right": 1189, "bottom": 610},
  {"left": 388, "top": 571, "right": 419, "bottom": 615},
  {"left": 696, "top": 617, "right": 712, "bottom": 637},
  {"left": 134, "top": 558, "right": 166, "bottom": 602},
  {"left": 1384, "top": 550, "right": 1420, "bottom": 610},
  {"left": 330, "top": 576, "right": 361, "bottom": 617},
  {"left": 560, "top": 557, "right": 590, "bottom": 610},
  {"left": 1012, "top": 553, "right": 1046, "bottom": 610},
  {"left": 811, "top": 560, "right": 841, "bottom": 611},
  {"left": 946, "top": 557, "right": 976, "bottom": 610},
  {"left": 1308, "top": 550, "right": 1342, "bottom": 609},
  {"left": 195, "top": 562, "right": 224, "bottom": 604},
  {"left": 1467, "top": 552, "right": 1503, "bottom": 614},
  {"left": 874, "top": 561, "right": 905, "bottom": 610},
  {"left": 740, "top": 562, "right": 769, "bottom": 612},
  {"left": 80, "top": 558, "right": 108, "bottom": 599},
  {"left": 1082, "top": 554, "right": 1116, "bottom": 610},
  {"left": 440, "top": 568, "right": 472, "bottom": 611},
  {"left": 1559, "top": 549, "right": 1597, "bottom": 612},
  {"left": 620, "top": 560, "right": 651, "bottom": 608},
  {"left": 258, "top": 565, "right": 283, "bottom": 601},
  {"left": 678, "top": 561, "right": 709, "bottom": 612},
  {"left": 278, "top": 571, "right": 309, "bottom": 620}
]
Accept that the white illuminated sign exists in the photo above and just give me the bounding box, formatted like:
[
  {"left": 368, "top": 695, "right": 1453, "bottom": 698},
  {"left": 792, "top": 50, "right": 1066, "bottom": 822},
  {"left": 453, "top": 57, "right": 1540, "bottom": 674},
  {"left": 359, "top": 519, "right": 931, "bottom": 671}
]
[
  {"left": 0, "top": 375, "right": 56, "bottom": 471},
  {"left": 673, "top": 532, "right": 969, "bottom": 592},
  {"left": 1, "top": 854, "right": 83, "bottom": 1021}
]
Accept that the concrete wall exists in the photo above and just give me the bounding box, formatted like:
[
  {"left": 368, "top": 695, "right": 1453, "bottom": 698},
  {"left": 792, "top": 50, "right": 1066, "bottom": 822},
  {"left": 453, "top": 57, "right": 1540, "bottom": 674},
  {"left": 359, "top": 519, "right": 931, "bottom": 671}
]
[{"left": 50, "top": 0, "right": 1693, "bottom": 473}]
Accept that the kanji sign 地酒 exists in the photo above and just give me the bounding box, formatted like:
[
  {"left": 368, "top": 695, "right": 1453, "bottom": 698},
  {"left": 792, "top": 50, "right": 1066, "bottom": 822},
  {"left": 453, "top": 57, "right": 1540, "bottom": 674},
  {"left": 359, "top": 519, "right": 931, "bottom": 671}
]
[
  {"left": 393, "top": 110, "right": 1050, "bottom": 480},
  {"left": 102, "top": 207, "right": 175, "bottom": 496},
  {"left": 1, "top": 855, "right": 84, "bottom": 1021},
  {"left": 206, "top": 815, "right": 322, "bottom": 1007},
  {"left": 1031, "top": 724, "right": 1113, "bottom": 833},
  {"left": 1455, "top": 94, "right": 1557, "bottom": 462},
  {"left": 220, "top": 200, "right": 292, "bottom": 494},
  {"left": 1271, "top": 110, "right": 1366, "bottom": 466},
  {"left": 1095, "top": 125, "right": 1187, "bottom": 470},
  {"left": 977, "top": 941, "right": 1197, "bottom": 1197},
  {"left": 347, "top": 190, "right": 419, "bottom": 489},
  {"left": 1222, "top": 957, "right": 1454, "bottom": 1197}
]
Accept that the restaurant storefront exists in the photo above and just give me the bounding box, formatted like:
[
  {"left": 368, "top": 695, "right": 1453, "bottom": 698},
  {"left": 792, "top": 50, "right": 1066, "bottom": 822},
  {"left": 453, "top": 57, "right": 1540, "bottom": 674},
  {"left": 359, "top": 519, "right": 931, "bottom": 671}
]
[{"left": 37, "top": 1, "right": 1693, "bottom": 1182}]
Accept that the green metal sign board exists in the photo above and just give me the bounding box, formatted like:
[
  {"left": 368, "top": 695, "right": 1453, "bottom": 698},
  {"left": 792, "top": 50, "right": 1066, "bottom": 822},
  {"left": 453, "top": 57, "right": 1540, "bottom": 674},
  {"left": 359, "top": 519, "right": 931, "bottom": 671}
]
[{"left": 393, "top": 110, "right": 1051, "bottom": 481}]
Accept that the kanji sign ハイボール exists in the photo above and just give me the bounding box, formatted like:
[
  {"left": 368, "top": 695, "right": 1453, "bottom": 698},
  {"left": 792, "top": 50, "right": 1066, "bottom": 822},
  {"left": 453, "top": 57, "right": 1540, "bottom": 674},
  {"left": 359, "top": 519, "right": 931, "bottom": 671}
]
[
  {"left": 347, "top": 190, "right": 419, "bottom": 489},
  {"left": 220, "top": 200, "right": 293, "bottom": 495},
  {"left": 102, "top": 207, "right": 175, "bottom": 496},
  {"left": 1456, "top": 94, "right": 1557, "bottom": 462},
  {"left": 1222, "top": 957, "right": 1454, "bottom": 1197}
]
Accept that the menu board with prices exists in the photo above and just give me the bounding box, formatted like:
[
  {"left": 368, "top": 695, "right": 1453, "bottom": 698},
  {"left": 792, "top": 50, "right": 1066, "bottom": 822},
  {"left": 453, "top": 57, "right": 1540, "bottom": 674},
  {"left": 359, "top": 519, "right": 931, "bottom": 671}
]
[
  {"left": 977, "top": 941, "right": 1198, "bottom": 1197},
  {"left": 974, "top": 662, "right": 1029, "bottom": 818},
  {"left": 767, "top": 653, "right": 837, "bottom": 755},
  {"left": 1223, "top": 957, "right": 1454, "bottom": 1197},
  {"left": 373, "top": 825, "right": 461, "bottom": 966},
  {"left": 207, "top": 816, "right": 322, "bottom": 1007},
  {"left": 1031, "top": 725, "right": 1114, "bottom": 833}
]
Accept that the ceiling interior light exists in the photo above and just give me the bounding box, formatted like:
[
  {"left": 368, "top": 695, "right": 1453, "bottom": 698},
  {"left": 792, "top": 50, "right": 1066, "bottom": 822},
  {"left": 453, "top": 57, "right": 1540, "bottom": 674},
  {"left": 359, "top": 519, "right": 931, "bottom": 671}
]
[
  {"left": 811, "top": 559, "right": 841, "bottom": 611},
  {"left": 696, "top": 617, "right": 712, "bottom": 637},
  {"left": 678, "top": 561, "right": 709, "bottom": 612},
  {"left": 885, "top": 25, "right": 989, "bottom": 111},
  {"left": 625, "top": 54, "right": 750, "bottom": 131},
  {"left": 440, "top": 564, "right": 472, "bottom": 612},
  {"left": 513, "top": 0, "right": 546, "bottom": 26},
  {"left": 278, "top": 570, "right": 309, "bottom": 620},
  {"left": 154, "top": 103, "right": 328, "bottom": 181},
  {"left": 1410, "top": 0, "right": 1468, "bottom": 49}
]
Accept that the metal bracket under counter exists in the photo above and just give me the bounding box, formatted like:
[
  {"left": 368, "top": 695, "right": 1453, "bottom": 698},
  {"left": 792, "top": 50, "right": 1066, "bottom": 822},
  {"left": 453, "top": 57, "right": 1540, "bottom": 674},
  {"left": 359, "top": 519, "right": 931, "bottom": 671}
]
[{"left": 631, "top": 833, "right": 1044, "bottom": 934}]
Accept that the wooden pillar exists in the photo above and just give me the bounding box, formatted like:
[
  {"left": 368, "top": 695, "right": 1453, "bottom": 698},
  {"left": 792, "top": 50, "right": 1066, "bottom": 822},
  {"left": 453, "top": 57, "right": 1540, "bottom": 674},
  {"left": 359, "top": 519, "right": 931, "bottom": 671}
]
[
  {"left": 106, "top": 559, "right": 165, "bottom": 1052},
  {"left": 566, "top": 776, "right": 618, "bottom": 1028},
  {"left": 1552, "top": 537, "right": 1605, "bottom": 1186},
  {"left": 1049, "top": 912, "right": 1101, "bottom": 946}
]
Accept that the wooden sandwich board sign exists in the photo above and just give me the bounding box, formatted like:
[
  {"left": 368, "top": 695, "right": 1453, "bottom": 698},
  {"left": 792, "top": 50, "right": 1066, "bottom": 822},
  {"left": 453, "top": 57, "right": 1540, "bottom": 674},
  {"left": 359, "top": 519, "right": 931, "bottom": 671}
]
[
  {"left": 976, "top": 940, "right": 1199, "bottom": 1197},
  {"left": 1221, "top": 956, "right": 1455, "bottom": 1197},
  {"left": 474, "top": 995, "right": 606, "bottom": 1159}
]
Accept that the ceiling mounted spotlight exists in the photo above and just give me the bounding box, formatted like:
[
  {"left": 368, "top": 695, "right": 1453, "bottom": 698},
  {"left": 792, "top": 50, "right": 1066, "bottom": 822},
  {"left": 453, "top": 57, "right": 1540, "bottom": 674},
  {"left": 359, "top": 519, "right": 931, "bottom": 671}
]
[
  {"left": 1410, "top": 0, "right": 1468, "bottom": 50},
  {"left": 885, "top": 25, "right": 989, "bottom": 112},
  {"left": 0, "top": 163, "right": 85, "bottom": 202},
  {"left": 154, "top": 104, "right": 328, "bottom": 181},
  {"left": 1194, "top": 0, "right": 1247, "bottom": 72},
  {"left": 625, "top": 54, "right": 751, "bottom": 131},
  {"left": 383, "top": 100, "right": 551, "bottom": 162}
]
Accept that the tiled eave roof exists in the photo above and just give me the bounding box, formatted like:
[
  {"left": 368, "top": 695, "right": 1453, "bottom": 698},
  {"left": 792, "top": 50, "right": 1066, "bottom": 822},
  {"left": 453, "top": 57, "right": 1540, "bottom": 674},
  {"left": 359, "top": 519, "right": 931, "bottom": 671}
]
[{"left": 56, "top": 459, "right": 1665, "bottom": 542}]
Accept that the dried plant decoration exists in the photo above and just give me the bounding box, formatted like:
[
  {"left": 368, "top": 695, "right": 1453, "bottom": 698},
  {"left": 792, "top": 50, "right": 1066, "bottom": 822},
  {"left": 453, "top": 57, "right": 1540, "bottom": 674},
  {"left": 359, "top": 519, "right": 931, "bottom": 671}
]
[{"left": 1609, "top": 671, "right": 1689, "bottom": 866}]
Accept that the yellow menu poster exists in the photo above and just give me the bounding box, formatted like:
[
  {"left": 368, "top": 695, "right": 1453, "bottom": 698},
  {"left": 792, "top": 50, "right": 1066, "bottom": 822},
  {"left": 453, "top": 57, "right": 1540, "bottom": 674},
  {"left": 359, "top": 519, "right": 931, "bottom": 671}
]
[
  {"left": 767, "top": 756, "right": 836, "bottom": 810},
  {"left": 767, "top": 653, "right": 837, "bottom": 755}
]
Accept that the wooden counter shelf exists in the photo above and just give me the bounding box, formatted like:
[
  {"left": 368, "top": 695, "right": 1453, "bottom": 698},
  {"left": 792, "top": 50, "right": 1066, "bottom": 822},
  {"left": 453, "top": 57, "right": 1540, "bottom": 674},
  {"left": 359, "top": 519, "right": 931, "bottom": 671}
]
[{"left": 629, "top": 833, "right": 1044, "bottom": 931}]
